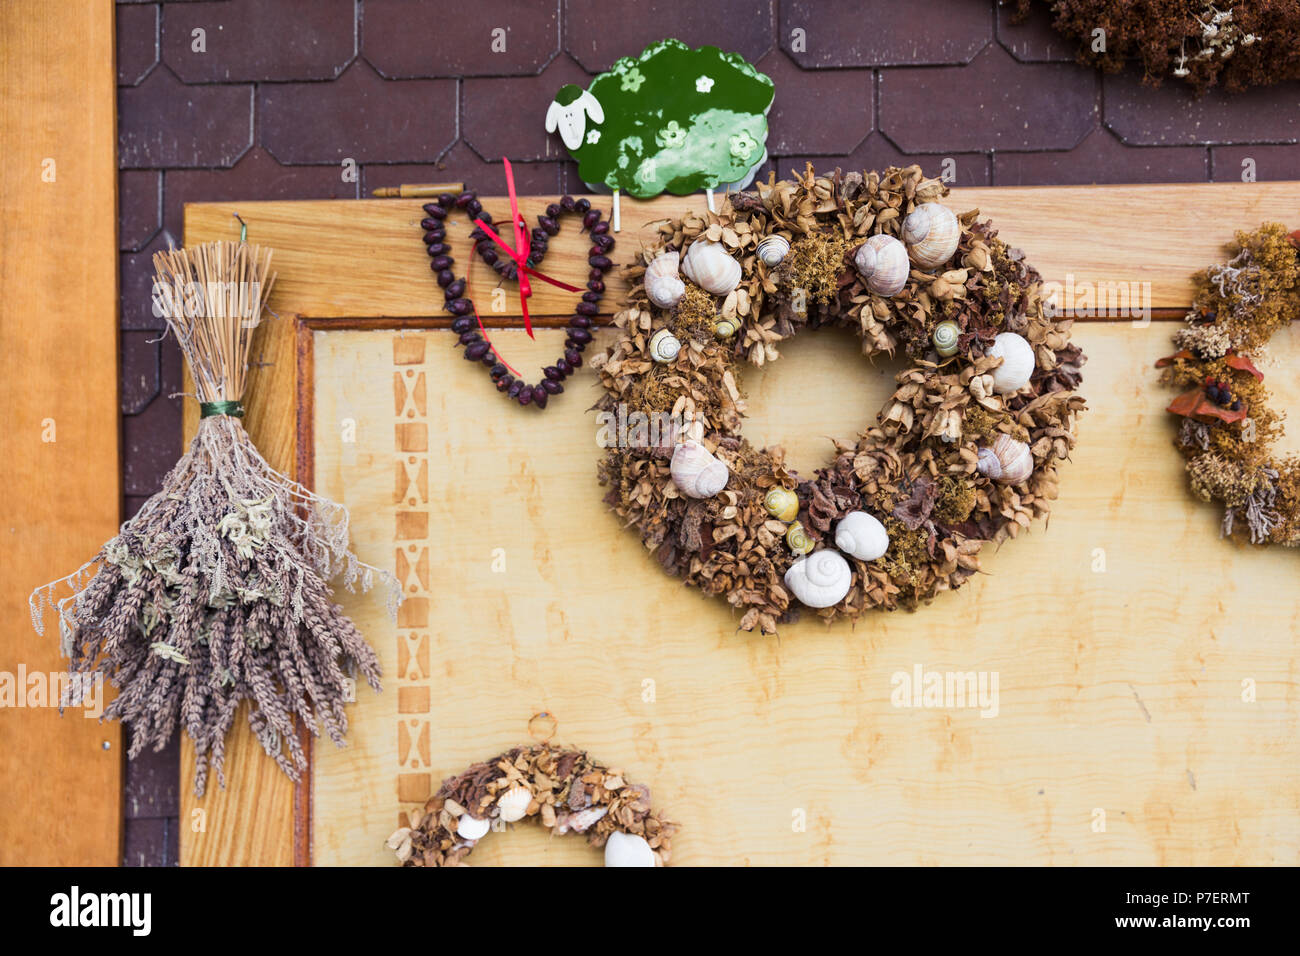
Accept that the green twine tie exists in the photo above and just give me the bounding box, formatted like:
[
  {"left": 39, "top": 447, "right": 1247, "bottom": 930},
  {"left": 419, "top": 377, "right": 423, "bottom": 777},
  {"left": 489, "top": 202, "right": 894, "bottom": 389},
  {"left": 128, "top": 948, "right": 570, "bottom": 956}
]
[{"left": 199, "top": 400, "right": 245, "bottom": 419}]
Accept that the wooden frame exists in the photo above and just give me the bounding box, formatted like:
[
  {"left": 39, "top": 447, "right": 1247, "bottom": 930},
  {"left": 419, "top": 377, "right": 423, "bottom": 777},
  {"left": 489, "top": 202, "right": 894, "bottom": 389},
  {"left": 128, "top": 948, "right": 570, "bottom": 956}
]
[{"left": 183, "top": 183, "right": 1300, "bottom": 866}]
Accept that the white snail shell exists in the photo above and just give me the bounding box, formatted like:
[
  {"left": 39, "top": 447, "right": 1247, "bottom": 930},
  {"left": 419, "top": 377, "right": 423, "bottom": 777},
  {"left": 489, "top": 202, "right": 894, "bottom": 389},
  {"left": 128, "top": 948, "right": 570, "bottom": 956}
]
[
  {"left": 604, "top": 830, "right": 656, "bottom": 867},
  {"left": 901, "top": 202, "right": 961, "bottom": 269},
  {"left": 496, "top": 786, "right": 532, "bottom": 823},
  {"left": 976, "top": 433, "right": 1034, "bottom": 485},
  {"left": 853, "top": 234, "right": 910, "bottom": 297},
  {"left": 670, "top": 440, "right": 728, "bottom": 498},
  {"left": 784, "top": 549, "right": 852, "bottom": 609},
  {"left": 756, "top": 234, "right": 790, "bottom": 267},
  {"left": 834, "top": 511, "right": 889, "bottom": 562},
  {"left": 644, "top": 251, "right": 685, "bottom": 309},
  {"left": 680, "top": 239, "right": 742, "bottom": 296},
  {"left": 457, "top": 814, "right": 490, "bottom": 841},
  {"left": 649, "top": 328, "right": 681, "bottom": 363},
  {"left": 987, "top": 332, "right": 1035, "bottom": 394}
]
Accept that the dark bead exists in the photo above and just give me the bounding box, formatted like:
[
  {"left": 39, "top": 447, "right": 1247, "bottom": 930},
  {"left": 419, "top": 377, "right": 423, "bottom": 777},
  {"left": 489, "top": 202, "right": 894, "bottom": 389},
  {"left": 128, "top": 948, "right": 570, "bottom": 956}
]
[
  {"left": 426, "top": 243, "right": 449, "bottom": 256},
  {"left": 567, "top": 338, "right": 588, "bottom": 353},
  {"left": 490, "top": 363, "right": 508, "bottom": 379},
  {"left": 430, "top": 255, "right": 453, "bottom": 271},
  {"left": 454, "top": 191, "right": 476, "bottom": 208},
  {"left": 589, "top": 269, "right": 604, "bottom": 281},
  {"left": 468, "top": 227, "right": 487, "bottom": 241},
  {"left": 422, "top": 202, "right": 441, "bottom": 215},
  {"left": 531, "top": 240, "right": 547, "bottom": 254},
  {"left": 544, "top": 366, "right": 562, "bottom": 381},
  {"left": 539, "top": 216, "right": 559, "bottom": 236},
  {"left": 594, "top": 235, "right": 614, "bottom": 253},
  {"left": 568, "top": 327, "right": 593, "bottom": 344},
  {"left": 437, "top": 193, "right": 457, "bottom": 208},
  {"left": 481, "top": 351, "right": 496, "bottom": 367},
  {"left": 571, "top": 316, "right": 593, "bottom": 328},
  {"left": 437, "top": 269, "right": 456, "bottom": 288},
  {"left": 556, "top": 358, "right": 572, "bottom": 376},
  {"left": 446, "top": 298, "right": 472, "bottom": 316},
  {"left": 444, "top": 279, "right": 466, "bottom": 300},
  {"left": 420, "top": 218, "right": 443, "bottom": 231},
  {"left": 592, "top": 221, "right": 609, "bottom": 235},
  {"left": 589, "top": 244, "right": 604, "bottom": 257},
  {"left": 518, "top": 387, "right": 533, "bottom": 406},
  {"left": 479, "top": 248, "right": 498, "bottom": 265},
  {"left": 508, "top": 380, "right": 524, "bottom": 398},
  {"left": 423, "top": 229, "right": 445, "bottom": 244},
  {"left": 575, "top": 197, "right": 591, "bottom": 213},
  {"left": 587, "top": 279, "right": 605, "bottom": 293},
  {"left": 451, "top": 316, "right": 474, "bottom": 334},
  {"left": 589, "top": 255, "right": 612, "bottom": 270},
  {"left": 423, "top": 204, "right": 447, "bottom": 220},
  {"left": 582, "top": 291, "right": 601, "bottom": 303},
  {"left": 542, "top": 379, "right": 562, "bottom": 395},
  {"left": 465, "top": 341, "right": 490, "bottom": 361},
  {"left": 466, "top": 199, "right": 482, "bottom": 218},
  {"left": 478, "top": 210, "right": 493, "bottom": 225},
  {"left": 565, "top": 348, "right": 582, "bottom": 367},
  {"left": 531, "top": 227, "right": 547, "bottom": 241},
  {"left": 532, "top": 385, "right": 548, "bottom": 408},
  {"left": 458, "top": 331, "right": 480, "bottom": 346},
  {"left": 496, "top": 375, "right": 514, "bottom": 392},
  {"left": 560, "top": 195, "right": 576, "bottom": 211},
  {"left": 545, "top": 203, "right": 562, "bottom": 218},
  {"left": 583, "top": 210, "right": 600, "bottom": 230}
]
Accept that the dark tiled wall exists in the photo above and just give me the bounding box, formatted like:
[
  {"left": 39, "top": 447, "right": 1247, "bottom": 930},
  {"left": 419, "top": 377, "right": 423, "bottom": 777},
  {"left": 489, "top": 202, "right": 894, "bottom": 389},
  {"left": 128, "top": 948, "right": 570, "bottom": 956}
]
[{"left": 115, "top": 0, "right": 1300, "bottom": 865}]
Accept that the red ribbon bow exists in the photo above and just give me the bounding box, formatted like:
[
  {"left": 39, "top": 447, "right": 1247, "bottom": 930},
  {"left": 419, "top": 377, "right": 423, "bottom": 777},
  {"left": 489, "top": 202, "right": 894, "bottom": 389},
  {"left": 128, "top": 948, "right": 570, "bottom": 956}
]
[{"left": 473, "top": 157, "right": 581, "bottom": 339}]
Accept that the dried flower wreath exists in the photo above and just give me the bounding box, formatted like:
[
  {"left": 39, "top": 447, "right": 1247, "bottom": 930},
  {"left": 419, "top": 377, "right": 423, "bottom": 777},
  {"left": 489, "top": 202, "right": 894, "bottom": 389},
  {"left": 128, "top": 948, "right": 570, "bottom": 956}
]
[
  {"left": 1012, "top": 1, "right": 1300, "bottom": 94},
  {"left": 593, "top": 165, "right": 1087, "bottom": 634},
  {"left": 29, "top": 239, "right": 395, "bottom": 795},
  {"left": 1157, "top": 223, "right": 1300, "bottom": 545},
  {"left": 386, "top": 743, "right": 675, "bottom": 866}
]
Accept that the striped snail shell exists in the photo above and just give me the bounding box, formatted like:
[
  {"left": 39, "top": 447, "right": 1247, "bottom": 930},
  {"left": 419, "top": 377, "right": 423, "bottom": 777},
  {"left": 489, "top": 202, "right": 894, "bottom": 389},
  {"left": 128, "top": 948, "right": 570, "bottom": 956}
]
[
  {"left": 976, "top": 433, "right": 1034, "bottom": 486},
  {"left": 714, "top": 318, "right": 739, "bottom": 340},
  {"left": 853, "top": 234, "right": 910, "bottom": 297},
  {"left": 756, "top": 234, "right": 790, "bottom": 267},
  {"left": 763, "top": 487, "right": 799, "bottom": 522},
  {"left": 649, "top": 328, "right": 681, "bottom": 363},
  {"left": 901, "top": 202, "right": 961, "bottom": 269},
  {"left": 785, "top": 521, "right": 815, "bottom": 555},
  {"left": 784, "top": 550, "right": 852, "bottom": 609},
  {"left": 932, "top": 320, "right": 961, "bottom": 357},
  {"left": 681, "top": 239, "right": 742, "bottom": 296}
]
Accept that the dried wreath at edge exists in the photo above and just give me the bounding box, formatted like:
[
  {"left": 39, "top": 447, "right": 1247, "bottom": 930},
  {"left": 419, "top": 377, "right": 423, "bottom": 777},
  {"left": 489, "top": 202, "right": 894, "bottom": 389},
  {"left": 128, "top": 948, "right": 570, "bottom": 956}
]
[
  {"left": 386, "top": 744, "right": 676, "bottom": 866},
  {"left": 1013, "top": 1, "right": 1300, "bottom": 94},
  {"left": 1157, "top": 223, "right": 1300, "bottom": 545},
  {"left": 592, "top": 165, "right": 1087, "bottom": 634}
]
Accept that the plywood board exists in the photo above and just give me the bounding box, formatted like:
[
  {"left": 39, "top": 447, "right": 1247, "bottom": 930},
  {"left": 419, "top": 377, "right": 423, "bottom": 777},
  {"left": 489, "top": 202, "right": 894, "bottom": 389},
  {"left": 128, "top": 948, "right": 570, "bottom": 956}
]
[
  {"left": 0, "top": 0, "right": 122, "bottom": 866},
  {"left": 311, "top": 323, "right": 1300, "bottom": 866},
  {"left": 184, "top": 181, "right": 1300, "bottom": 321}
]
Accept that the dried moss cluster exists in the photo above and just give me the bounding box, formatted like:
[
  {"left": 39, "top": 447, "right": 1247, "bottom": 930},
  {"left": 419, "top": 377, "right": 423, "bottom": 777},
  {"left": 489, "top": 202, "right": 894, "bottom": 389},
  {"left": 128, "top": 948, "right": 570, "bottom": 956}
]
[
  {"left": 387, "top": 744, "right": 675, "bottom": 867},
  {"left": 593, "top": 164, "right": 1087, "bottom": 634},
  {"left": 1158, "top": 223, "right": 1300, "bottom": 546}
]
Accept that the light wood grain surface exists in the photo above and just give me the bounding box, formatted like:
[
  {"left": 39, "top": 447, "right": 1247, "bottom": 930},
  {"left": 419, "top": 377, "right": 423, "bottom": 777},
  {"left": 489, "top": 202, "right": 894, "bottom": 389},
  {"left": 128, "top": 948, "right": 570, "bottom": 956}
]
[
  {"left": 0, "top": 0, "right": 122, "bottom": 866},
  {"left": 183, "top": 182, "right": 1300, "bottom": 866},
  {"left": 184, "top": 181, "right": 1300, "bottom": 321}
]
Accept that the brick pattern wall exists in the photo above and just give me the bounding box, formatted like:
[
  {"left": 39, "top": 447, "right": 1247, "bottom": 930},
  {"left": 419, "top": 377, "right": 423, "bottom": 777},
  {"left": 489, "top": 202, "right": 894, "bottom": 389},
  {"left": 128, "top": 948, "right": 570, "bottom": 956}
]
[{"left": 115, "top": 0, "right": 1300, "bottom": 865}]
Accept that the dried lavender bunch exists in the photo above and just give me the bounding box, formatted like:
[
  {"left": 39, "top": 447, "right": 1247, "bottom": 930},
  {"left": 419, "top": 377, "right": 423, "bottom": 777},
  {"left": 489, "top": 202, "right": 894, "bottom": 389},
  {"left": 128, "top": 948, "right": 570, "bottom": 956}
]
[{"left": 30, "top": 240, "right": 395, "bottom": 795}]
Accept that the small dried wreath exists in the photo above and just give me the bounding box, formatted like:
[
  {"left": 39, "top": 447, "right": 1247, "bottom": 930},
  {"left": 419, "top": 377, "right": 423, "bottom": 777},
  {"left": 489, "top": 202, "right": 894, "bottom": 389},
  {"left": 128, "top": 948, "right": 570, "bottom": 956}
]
[
  {"left": 1157, "top": 223, "right": 1300, "bottom": 545},
  {"left": 592, "top": 165, "right": 1087, "bottom": 634},
  {"left": 386, "top": 743, "right": 675, "bottom": 867}
]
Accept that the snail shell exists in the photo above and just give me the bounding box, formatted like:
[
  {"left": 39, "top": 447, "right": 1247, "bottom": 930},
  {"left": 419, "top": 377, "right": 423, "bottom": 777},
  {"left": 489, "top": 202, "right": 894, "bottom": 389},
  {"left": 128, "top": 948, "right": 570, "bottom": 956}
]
[
  {"left": 680, "top": 239, "right": 742, "bottom": 296},
  {"left": 976, "top": 433, "right": 1034, "bottom": 485},
  {"left": 604, "top": 830, "right": 656, "bottom": 867},
  {"left": 644, "top": 250, "right": 685, "bottom": 309},
  {"left": 457, "top": 814, "right": 490, "bottom": 841},
  {"left": 834, "top": 511, "right": 889, "bottom": 562},
  {"left": 496, "top": 786, "right": 532, "bottom": 823},
  {"left": 853, "top": 234, "right": 910, "bottom": 297},
  {"left": 932, "top": 320, "right": 960, "bottom": 357},
  {"left": 987, "top": 331, "right": 1035, "bottom": 394},
  {"left": 763, "top": 487, "right": 799, "bottom": 522},
  {"left": 783, "top": 550, "right": 852, "bottom": 609},
  {"left": 785, "top": 521, "right": 814, "bottom": 556},
  {"left": 714, "top": 318, "right": 739, "bottom": 340},
  {"left": 670, "top": 440, "right": 728, "bottom": 498},
  {"left": 901, "top": 202, "right": 961, "bottom": 269},
  {"left": 756, "top": 234, "right": 790, "bottom": 267},
  {"left": 649, "top": 328, "right": 681, "bottom": 363}
]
